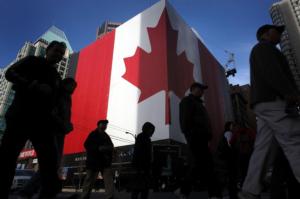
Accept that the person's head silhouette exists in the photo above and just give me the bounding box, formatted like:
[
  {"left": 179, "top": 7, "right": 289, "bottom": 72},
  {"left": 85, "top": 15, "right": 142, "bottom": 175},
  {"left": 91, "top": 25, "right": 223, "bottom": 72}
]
[{"left": 46, "top": 41, "right": 67, "bottom": 65}]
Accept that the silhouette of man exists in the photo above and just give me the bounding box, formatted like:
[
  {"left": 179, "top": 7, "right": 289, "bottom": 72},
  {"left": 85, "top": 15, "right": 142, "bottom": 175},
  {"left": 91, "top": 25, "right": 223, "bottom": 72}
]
[
  {"left": 53, "top": 77, "right": 77, "bottom": 168},
  {"left": 0, "top": 41, "right": 66, "bottom": 199},
  {"left": 18, "top": 77, "right": 77, "bottom": 198},
  {"left": 270, "top": 146, "right": 300, "bottom": 199},
  {"left": 131, "top": 122, "right": 155, "bottom": 199},
  {"left": 80, "top": 120, "right": 114, "bottom": 199},
  {"left": 215, "top": 121, "right": 239, "bottom": 199},
  {"left": 178, "top": 82, "right": 221, "bottom": 199},
  {"left": 238, "top": 24, "right": 300, "bottom": 199}
]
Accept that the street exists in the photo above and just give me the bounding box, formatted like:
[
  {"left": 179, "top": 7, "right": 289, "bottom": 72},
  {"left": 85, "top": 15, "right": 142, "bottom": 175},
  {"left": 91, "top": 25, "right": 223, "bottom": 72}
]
[{"left": 9, "top": 191, "right": 270, "bottom": 199}]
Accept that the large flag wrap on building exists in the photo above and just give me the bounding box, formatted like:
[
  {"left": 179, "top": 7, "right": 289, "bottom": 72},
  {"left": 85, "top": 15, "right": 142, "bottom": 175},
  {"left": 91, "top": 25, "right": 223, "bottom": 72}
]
[{"left": 64, "top": 0, "right": 233, "bottom": 154}]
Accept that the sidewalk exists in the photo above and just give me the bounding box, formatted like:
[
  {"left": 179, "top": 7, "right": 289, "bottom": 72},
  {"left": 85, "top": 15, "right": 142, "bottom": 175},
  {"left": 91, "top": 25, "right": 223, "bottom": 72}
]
[
  {"left": 63, "top": 191, "right": 210, "bottom": 199},
  {"left": 10, "top": 191, "right": 269, "bottom": 199}
]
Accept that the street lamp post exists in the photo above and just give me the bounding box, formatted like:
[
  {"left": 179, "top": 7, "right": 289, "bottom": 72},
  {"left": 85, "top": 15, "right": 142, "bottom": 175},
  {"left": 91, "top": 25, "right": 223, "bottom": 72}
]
[{"left": 125, "top": 132, "right": 136, "bottom": 140}]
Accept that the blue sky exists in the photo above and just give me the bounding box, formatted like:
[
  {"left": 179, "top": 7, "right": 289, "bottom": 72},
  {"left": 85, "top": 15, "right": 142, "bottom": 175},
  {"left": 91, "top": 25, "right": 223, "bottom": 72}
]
[{"left": 0, "top": 0, "right": 279, "bottom": 85}]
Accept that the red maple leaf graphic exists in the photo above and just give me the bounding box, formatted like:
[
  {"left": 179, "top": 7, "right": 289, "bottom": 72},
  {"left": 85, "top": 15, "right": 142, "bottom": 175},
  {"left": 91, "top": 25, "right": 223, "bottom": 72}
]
[{"left": 123, "top": 9, "right": 195, "bottom": 124}]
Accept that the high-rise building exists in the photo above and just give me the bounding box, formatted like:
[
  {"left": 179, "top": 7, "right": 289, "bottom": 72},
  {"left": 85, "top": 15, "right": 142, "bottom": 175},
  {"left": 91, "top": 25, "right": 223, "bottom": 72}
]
[
  {"left": 0, "top": 66, "right": 11, "bottom": 134},
  {"left": 0, "top": 26, "right": 73, "bottom": 134},
  {"left": 270, "top": 0, "right": 300, "bottom": 88},
  {"left": 96, "top": 21, "right": 122, "bottom": 39},
  {"left": 16, "top": 26, "right": 73, "bottom": 77},
  {"left": 0, "top": 63, "right": 15, "bottom": 134}
]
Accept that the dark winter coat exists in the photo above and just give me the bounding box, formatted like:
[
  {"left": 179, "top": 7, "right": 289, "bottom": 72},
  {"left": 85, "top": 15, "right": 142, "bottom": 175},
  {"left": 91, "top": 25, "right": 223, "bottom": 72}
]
[
  {"left": 84, "top": 129, "right": 114, "bottom": 171},
  {"left": 250, "top": 41, "right": 299, "bottom": 107},
  {"left": 5, "top": 56, "right": 61, "bottom": 124},
  {"left": 132, "top": 132, "right": 152, "bottom": 173},
  {"left": 179, "top": 94, "right": 212, "bottom": 142},
  {"left": 52, "top": 90, "right": 73, "bottom": 135}
]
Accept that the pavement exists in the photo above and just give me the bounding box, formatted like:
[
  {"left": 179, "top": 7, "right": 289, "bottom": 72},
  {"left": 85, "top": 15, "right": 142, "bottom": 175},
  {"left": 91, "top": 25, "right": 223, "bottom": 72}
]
[
  {"left": 9, "top": 190, "right": 270, "bottom": 199},
  {"left": 9, "top": 192, "right": 216, "bottom": 199}
]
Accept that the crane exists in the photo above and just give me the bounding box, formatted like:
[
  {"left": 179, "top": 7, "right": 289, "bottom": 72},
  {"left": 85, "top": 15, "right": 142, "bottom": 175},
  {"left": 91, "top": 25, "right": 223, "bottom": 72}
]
[{"left": 224, "top": 50, "right": 237, "bottom": 77}]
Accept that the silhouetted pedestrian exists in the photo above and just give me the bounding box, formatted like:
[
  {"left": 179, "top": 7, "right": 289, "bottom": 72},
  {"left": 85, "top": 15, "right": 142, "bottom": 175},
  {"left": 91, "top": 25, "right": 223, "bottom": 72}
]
[
  {"left": 131, "top": 122, "right": 155, "bottom": 199},
  {"left": 80, "top": 119, "right": 114, "bottom": 199},
  {"left": 53, "top": 77, "right": 77, "bottom": 167},
  {"left": 230, "top": 127, "right": 255, "bottom": 186},
  {"left": 0, "top": 41, "right": 66, "bottom": 199},
  {"left": 215, "top": 121, "right": 238, "bottom": 199},
  {"left": 270, "top": 146, "right": 300, "bottom": 199},
  {"left": 18, "top": 77, "right": 77, "bottom": 198},
  {"left": 238, "top": 24, "right": 300, "bottom": 199},
  {"left": 177, "top": 82, "right": 221, "bottom": 199}
]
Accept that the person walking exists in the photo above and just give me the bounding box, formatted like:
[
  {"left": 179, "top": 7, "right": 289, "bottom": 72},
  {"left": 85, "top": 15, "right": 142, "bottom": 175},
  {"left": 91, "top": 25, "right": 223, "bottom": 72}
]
[
  {"left": 215, "top": 121, "right": 238, "bottom": 199},
  {"left": 177, "top": 82, "right": 221, "bottom": 199},
  {"left": 230, "top": 127, "right": 255, "bottom": 186},
  {"left": 131, "top": 122, "right": 155, "bottom": 199},
  {"left": 80, "top": 120, "right": 114, "bottom": 199},
  {"left": 270, "top": 146, "right": 300, "bottom": 199},
  {"left": 18, "top": 77, "right": 77, "bottom": 198},
  {"left": 0, "top": 41, "right": 66, "bottom": 199},
  {"left": 238, "top": 24, "right": 300, "bottom": 199},
  {"left": 53, "top": 77, "right": 77, "bottom": 168}
]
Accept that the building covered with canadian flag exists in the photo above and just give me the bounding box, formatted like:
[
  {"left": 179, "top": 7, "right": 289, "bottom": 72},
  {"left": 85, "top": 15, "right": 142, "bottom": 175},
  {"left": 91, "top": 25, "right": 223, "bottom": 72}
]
[
  {"left": 62, "top": 0, "right": 233, "bottom": 163},
  {"left": 57, "top": 0, "right": 234, "bottom": 171},
  {"left": 16, "top": 1, "right": 233, "bottom": 176}
]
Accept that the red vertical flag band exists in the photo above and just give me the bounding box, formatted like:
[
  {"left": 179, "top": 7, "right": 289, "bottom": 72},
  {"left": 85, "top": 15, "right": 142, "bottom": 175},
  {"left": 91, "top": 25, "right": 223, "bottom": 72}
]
[{"left": 64, "top": 31, "right": 116, "bottom": 154}]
